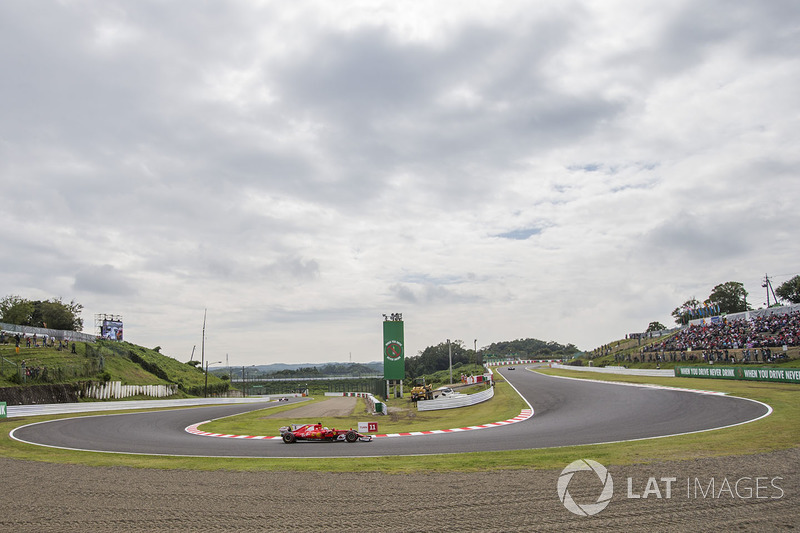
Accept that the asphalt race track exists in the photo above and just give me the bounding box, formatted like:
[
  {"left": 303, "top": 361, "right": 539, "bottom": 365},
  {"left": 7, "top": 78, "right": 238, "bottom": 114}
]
[{"left": 11, "top": 368, "right": 770, "bottom": 458}]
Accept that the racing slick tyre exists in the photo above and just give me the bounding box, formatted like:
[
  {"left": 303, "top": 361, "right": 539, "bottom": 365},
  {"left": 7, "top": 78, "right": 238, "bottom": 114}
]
[
  {"left": 282, "top": 432, "right": 296, "bottom": 444},
  {"left": 345, "top": 431, "right": 358, "bottom": 443}
]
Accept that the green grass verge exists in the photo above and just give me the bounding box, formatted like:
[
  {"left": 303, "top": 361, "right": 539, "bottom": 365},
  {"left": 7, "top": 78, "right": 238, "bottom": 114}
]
[{"left": 0, "top": 368, "right": 797, "bottom": 472}]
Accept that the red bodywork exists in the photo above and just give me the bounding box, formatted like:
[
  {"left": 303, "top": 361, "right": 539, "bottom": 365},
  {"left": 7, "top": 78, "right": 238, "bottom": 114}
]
[{"left": 279, "top": 423, "right": 372, "bottom": 443}]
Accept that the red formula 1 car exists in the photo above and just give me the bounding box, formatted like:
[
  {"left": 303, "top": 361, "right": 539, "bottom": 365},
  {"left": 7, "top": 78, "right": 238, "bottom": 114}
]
[{"left": 279, "top": 423, "right": 372, "bottom": 443}]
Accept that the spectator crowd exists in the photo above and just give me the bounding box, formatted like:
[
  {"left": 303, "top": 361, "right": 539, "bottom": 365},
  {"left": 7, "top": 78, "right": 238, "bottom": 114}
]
[{"left": 635, "top": 310, "right": 800, "bottom": 364}]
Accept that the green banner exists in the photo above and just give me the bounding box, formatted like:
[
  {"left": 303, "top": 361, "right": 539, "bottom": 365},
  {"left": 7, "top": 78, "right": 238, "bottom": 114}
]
[
  {"left": 383, "top": 320, "right": 405, "bottom": 380},
  {"left": 674, "top": 366, "right": 800, "bottom": 384},
  {"left": 0, "top": 402, "right": 6, "bottom": 418}
]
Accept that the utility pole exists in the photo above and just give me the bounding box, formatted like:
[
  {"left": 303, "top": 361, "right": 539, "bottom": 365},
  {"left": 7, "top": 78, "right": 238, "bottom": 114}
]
[{"left": 763, "top": 274, "right": 779, "bottom": 307}]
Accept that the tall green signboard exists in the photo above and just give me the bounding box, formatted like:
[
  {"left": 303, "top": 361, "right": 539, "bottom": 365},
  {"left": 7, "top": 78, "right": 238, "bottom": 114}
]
[{"left": 383, "top": 317, "right": 405, "bottom": 380}]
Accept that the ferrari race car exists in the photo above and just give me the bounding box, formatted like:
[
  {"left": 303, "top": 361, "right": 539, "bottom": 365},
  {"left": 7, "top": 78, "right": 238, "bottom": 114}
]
[{"left": 279, "top": 423, "right": 373, "bottom": 443}]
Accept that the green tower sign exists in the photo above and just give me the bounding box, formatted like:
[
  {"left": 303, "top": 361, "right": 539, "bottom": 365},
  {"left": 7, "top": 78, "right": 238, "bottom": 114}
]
[{"left": 383, "top": 314, "right": 405, "bottom": 380}]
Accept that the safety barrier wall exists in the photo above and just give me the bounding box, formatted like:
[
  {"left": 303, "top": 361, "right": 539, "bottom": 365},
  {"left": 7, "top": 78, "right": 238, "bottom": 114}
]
[
  {"left": 416, "top": 385, "right": 494, "bottom": 411},
  {"left": 549, "top": 363, "right": 675, "bottom": 377},
  {"left": 675, "top": 366, "right": 800, "bottom": 384},
  {"left": 462, "top": 373, "right": 492, "bottom": 385},
  {"left": 324, "top": 391, "right": 386, "bottom": 414},
  {"left": 80, "top": 381, "right": 178, "bottom": 400}
]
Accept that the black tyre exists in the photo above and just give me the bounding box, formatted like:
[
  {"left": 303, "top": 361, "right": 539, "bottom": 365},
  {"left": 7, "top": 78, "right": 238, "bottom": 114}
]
[
  {"left": 282, "top": 432, "right": 296, "bottom": 444},
  {"left": 345, "top": 431, "right": 358, "bottom": 443}
]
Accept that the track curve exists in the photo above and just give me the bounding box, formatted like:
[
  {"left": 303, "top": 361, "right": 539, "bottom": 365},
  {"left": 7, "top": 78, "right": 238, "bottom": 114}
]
[{"left": 10, "top": 368, "right": 771, "bottom": 457}]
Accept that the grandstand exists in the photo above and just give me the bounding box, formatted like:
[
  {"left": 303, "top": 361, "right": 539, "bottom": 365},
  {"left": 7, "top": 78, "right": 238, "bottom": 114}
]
[{"left": 590, "top": 305, "right": 800, "bottom": 367}]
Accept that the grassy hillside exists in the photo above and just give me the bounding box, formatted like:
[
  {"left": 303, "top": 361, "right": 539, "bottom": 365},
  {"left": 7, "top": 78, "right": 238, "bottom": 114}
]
[{"left": 0, "top": 338, "right": 227, "bottom": 396}]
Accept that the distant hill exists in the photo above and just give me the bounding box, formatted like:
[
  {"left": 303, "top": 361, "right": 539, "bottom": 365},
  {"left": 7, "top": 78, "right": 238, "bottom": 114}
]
[
  {"left": 483, "top": 338, "right": 579, "bottom": 358},
  {"left": 210, "top": 361, "right": 383, "bottom": 377}
]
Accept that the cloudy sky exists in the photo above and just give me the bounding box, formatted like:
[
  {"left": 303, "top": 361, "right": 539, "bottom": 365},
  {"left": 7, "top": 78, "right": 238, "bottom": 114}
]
[{"left": 2, "top": 1, "right": 798, "bottom": 366}]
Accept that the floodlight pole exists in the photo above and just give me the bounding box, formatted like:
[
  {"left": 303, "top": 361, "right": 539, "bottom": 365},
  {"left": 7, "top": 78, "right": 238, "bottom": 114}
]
[
  {"left": 448, "top": 338, "right": 452, "bottom": 385},
  {"left": 201, "top": 309, "right": 207, "bottom": 379}
]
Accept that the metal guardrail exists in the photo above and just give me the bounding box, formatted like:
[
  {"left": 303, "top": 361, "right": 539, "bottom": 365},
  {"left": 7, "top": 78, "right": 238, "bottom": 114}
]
[{"left": 4, "top": 397, "right": 271, "bottom": 418}]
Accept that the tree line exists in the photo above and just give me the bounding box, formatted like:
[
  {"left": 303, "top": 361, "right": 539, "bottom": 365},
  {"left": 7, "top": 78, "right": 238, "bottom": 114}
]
[
  {"left": 0, "top": 295, "right": 84, "bottom": 331},
  {"left": 405, "top": 338, "right": 579, "bottom": 379},
  {"left": 263, "top": 362, "right": 380, "bottom": 378}
]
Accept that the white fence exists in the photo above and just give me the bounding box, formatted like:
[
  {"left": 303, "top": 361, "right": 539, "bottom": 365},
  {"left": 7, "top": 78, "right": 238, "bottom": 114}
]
[
  {"left": 549, "top": 363, "right": 675, "bottom": 377},
  {"left": 416, "top": 385, "right": 494, "bottom": 411},
  {"left": 0, "top": 322, "right": 96, "bottom": 343},
  {"left": 79, "top": 381, "right": 178, "bottom": 400}
]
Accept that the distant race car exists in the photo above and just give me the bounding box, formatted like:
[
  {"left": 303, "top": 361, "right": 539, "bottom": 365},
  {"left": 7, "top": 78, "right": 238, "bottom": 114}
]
[
  {"left": 508, "top": 367, "right": 515, "bottom": 370},
  {"left": 276, "top": 397, "right": 290, "bottom": 402},
  {"left": 279, "top": 423, "right": 373, "bottom": 443}
]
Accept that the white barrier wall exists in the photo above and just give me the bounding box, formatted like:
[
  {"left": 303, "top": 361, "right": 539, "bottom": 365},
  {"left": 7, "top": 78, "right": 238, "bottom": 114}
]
[
  {"left": 80, "top": 381, "right": 178, "bottom": 399},
  {"left": 416, "top": 385, "right": 494, "bottom": 411},
  {"left": 549, "top": 363, "right": 675, "bottom": 377}
]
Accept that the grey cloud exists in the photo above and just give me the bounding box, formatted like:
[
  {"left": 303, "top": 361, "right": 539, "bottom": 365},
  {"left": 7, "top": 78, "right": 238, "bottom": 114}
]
[
  {"left": 259, "top": 256, "right": 320, "bottom": 281},
  {"left": 389, "top": 283, "right": 418, "bottom": 304},
  {"left": 73, "top": 264, "right": 137, "bottom": 296},
  {"left": 389, "top": 282, "right": 479, "bottom": 306}
]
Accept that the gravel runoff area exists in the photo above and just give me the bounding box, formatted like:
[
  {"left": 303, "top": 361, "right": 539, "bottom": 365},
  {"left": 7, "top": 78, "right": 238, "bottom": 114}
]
[
  {"left": 265, "top": 396, "right": 357, "bottom": 418},
  {"left": 0, "top": 447, "right": 797, "bottom": 532}
]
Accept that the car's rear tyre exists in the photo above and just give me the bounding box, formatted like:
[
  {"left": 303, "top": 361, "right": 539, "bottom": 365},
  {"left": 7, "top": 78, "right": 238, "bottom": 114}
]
[
  {"left": 345, "top": 431, "right": 358, "bottom": 443},
  {"left": 282, "top": 432, "right": 296, "bottom": 444}
]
